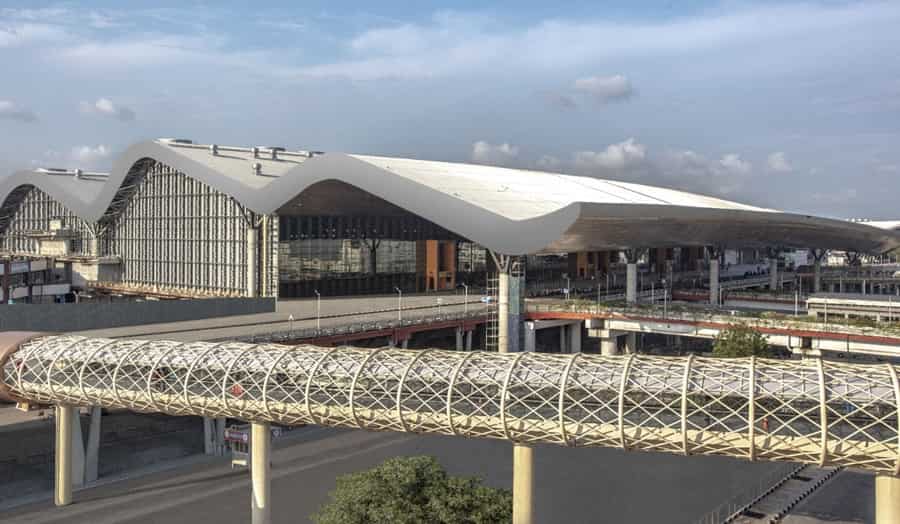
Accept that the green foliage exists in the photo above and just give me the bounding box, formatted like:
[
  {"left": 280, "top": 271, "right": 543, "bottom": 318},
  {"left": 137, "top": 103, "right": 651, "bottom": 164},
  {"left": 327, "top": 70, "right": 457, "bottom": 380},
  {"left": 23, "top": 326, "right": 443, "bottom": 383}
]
[
  {"left": 712, "top": 324, "right": 773, "bottom": 358},
  {"left": 311, "top": 456, "right": 512, "bottom": 524}
]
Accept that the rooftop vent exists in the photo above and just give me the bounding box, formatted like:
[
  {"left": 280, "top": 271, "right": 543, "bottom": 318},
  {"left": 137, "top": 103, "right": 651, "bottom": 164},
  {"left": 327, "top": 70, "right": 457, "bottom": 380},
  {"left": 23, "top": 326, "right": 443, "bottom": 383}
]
[
  {"left": 252, "top": 147, "right": 260, "bottom": 159},
  {"left": 268, "top": 147, "right": 285, "bottom": 160},
  {"left": 252, "top": 162, "right": 262, "bottom": 176},
  {"left": 159, "top": 138, "right": 194, "bottom": 145},
  {"left": 73, "top": 169, "right": 82, "bottom": 179},
  {"left": 210, "top": 144, "right": 219, "bottom": 156}
]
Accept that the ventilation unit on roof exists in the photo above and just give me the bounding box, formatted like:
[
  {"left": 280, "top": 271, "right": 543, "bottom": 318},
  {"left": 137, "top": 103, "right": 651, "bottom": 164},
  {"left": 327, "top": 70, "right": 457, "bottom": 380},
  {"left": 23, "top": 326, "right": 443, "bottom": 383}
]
[
  {"left": 73, "top": 169, "right": 82, "bottom": 179},
  {"left": 268, "top": 147, "right": 285, "bottom": 160},
  {"left": 159, "top": 138, "right": 194, "bottom": 145},
  {"left": 210, "top": 144, "right": 219, "bottom": 156},
  {"left": 252, "top": 147, "right": 260, "bottom": 159},
  {"left": 252, "top": 162, "right": 262, "bottom": 176}
]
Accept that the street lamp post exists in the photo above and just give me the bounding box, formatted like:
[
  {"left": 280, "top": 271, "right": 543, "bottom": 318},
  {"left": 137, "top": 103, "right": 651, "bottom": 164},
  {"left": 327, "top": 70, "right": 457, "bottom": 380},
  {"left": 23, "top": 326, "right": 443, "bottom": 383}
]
[
  {"left": 289, "top": 313, "right": 294, "bottom": 337},
  {"left": 394, "top": 287, "right": 402, "bottom": 321},
  {"left": 313, "top": 290, "right": 320, "bottom": 331},
  {"left": 565, "top": 276, "right": 571, "bottom": 301}
]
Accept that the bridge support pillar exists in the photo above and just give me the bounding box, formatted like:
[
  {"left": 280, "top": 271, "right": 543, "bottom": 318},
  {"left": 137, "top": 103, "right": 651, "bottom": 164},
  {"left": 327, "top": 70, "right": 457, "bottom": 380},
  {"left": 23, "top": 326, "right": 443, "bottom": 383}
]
[
  {"left": 55, "top": 405, "right": 75, "bottom": 506},
  {"left": 600, "top": 334, "right": 618, "bottom": 356},
  {"left": 524, "top": 322, "right": 536, "bottom": 352},
  {"left": 876, "top": 474, "right": 900, "bottom": 524},
  {"left": 84, "top": 406, "right": 102, "bottom": 484},
  {"left": 455, "top": 328, "right": 464, "bottom": 351},
  {"left": 709, "top": 258, "right": 720, "bottom": 306},
  {"left": 558, "top": 325, "right": 568, "bottom": 353},
  {"left": 251, "top": 422, "right": 271, "bottom": 524},
  {"left": 247, "top": 227, "right": 259, "bottom": 298},
  {"left": 626, "top": 263, "right": 637, "bottom": 305},
  {"left": 465, "top": 330, "right": 473, "bottom": 351},
  {"left": 568, "top": 322, "right": 581, "bottom": 353},
  {"left": 625, "top": 332, "right": 637, "bottom": 354},
  {"left": 513, "top": 443, "right": 534, "bottom": 524}
]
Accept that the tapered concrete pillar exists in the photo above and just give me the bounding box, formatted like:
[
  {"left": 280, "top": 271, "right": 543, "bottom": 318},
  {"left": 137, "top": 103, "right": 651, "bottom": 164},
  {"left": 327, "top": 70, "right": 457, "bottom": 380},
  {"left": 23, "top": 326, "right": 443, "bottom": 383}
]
[
  {"left": 524, "top": 322, "right": 536, "bottom": 352},
  {"left": 513, "top": 443, "right": 534, "bottom": 524},
  {"left": 204, "top": 417, "right": 218, "bottom": 455},
  {"left": 709, "top": 258, "right": 720, "bottom": 305},
  {"left": 876, "top": 475, "right": 900, "bottom": 524},
  {"left": 769, "top": 258, "right": 779, "bottom": 291},
  {"left": 247, "top": 227, "right": 259, "bottom": 298},
  {"left": 601, "top": 335, "right": 619, "bottom": 356},
  {"left": 84, "top": 406, "right": 102, "bottom": 483},
  {"left": 626, "top": 263, "right": 638, "bottom": 305},
  {"left": 625, "top": 332, "right": 637, "bottom": 354},
  {"left": 251, "top": 422, "right": 271, "bottom": 524},
  {"left": 455, "top": 328, "right": 464, "bottom": 351},
  {"left": 499, "top": 271, "right": 510, "bottom": 353},
  {"left": 559, "top": 325, "right": 567, "bottom": 353},
  {"left": 465, "top": 330, "right": 473, "bottom": 351},
  {"left": 55, "top": 405, "right": 75, "bottom": 506},
  {"left": 401, "top": 338, "right": 409, "bottom": 349},
  {"left": 568, "top": 322, "right": 581, "bottom": 353}
]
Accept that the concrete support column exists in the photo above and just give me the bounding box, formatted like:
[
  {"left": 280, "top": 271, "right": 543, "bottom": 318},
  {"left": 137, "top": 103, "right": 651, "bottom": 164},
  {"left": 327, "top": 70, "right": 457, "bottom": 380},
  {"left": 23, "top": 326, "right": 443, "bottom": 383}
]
[
  {"left": 601, "top": 335, "right": 619, "bottom": 356},
  {"left": 71, "top": 408, "right": 85, "bottom": 488},
  {"left": 401, "top": 338, "right": 409, "bottom": 349},
  {"left": 876, "top": 475, "right": 900, "bottom": 524},
  {"left": 709, "top": 257, "right": 720, "bottom": 306},
  {"left": 625, "top": 332, "right": 637, "bottom": 354},
  {"left": 84, "top": 406, "right": 102, "bottom": 483},
  {"left": 246, "top": 227, "right": 259, "bottom": 298},
  {"left": 204, "top": 417, "right": 219, "bottom": 455},
  {"left": 251, "top": 422, "right": 271, "bottom": 524},
  {"left": 558, "top": 325, "right": 567, "bottom": 353},
  {"left": 88, "top": 235, "right": 99, "bottom": 257},
  {"left": 524, "top": 322, "right": 536, "bottom": 352},
  {"left": 769, "top": 258, "right": 779, "bottom": 291},
  {"left": 499, "top": 271, "right": 510, "bottom": 353},
  {"left": 55, "top": 405, "right": 75, "bottom": 506},
  {"left": 465, "top": 330, "right": 473, "bottom": 351},
  {"left": 626, "top": 263, "right": 638, "bottom": 305},
  {"left": 513, "top": 443, "right": 534, "bottom": 524},
  {"left": 568, "top": 322, "right": 581, "bottom": 353},
  {"left": 455, "top": 328, "right": 463, "bottom": 351}
]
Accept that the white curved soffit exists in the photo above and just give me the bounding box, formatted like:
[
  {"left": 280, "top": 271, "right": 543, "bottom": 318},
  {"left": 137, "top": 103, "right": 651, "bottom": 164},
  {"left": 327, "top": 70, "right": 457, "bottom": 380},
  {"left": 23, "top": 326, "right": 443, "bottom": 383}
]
[{"left": 2, "top": 139, "right": 899, "bottom": 255}]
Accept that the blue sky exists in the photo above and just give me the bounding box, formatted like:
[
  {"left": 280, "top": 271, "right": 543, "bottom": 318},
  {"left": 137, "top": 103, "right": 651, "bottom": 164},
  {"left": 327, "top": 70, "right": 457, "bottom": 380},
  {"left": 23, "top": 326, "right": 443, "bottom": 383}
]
[{"left": 1, "top": 1, "right": 898, "bottom": 218}]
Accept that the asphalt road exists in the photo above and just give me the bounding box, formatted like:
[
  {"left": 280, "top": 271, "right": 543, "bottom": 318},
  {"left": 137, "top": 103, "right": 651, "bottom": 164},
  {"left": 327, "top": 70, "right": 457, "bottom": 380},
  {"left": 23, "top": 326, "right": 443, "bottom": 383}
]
[{"left": 2, "top": 426, "right": 779, "bottom": 524}]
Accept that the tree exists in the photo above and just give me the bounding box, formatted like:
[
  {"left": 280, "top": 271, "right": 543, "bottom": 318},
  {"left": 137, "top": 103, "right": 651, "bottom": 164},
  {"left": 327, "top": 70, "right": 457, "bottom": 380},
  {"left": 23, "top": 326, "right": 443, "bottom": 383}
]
[
  {"left": 312, "top": 456, "right": 512, "bottom": 524},
  {"left": 712, "top": 324, "right": 773, "bottom": 358}
]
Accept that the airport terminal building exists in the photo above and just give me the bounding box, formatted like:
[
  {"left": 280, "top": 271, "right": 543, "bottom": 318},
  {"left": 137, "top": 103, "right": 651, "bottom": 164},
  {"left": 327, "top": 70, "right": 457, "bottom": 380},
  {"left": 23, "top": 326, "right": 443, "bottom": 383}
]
[{"left": 1, "top": 138, "right": 898, "bottom": 301}]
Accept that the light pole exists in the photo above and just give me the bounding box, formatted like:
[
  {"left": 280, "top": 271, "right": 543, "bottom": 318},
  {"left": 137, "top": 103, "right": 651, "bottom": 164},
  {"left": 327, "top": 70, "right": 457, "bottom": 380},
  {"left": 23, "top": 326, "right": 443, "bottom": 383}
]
[
  {"left": 565, "top": 276, "right": 571, "bottom": 301},
  {"left": 462, "top": 283, "right": 469, "bottom": 314},
  {"left": 394, "top": 287, "right": 402, "bottom": 321},
  {"left": 313, "top": 290, "right": 320, "bottom": 331},
  {"left": 288, "top": 313, "right": 294, "bottom": 337},
  {"left": 662, "top": 279, "right": 668, "bottom": 318}
]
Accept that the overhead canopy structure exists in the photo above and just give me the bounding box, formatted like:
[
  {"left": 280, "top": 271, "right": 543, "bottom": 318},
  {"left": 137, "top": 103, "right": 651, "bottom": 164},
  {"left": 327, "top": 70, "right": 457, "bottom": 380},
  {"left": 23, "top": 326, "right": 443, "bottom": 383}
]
[{"left": 2, "top": 138, "right": 899, "bottom": 255}]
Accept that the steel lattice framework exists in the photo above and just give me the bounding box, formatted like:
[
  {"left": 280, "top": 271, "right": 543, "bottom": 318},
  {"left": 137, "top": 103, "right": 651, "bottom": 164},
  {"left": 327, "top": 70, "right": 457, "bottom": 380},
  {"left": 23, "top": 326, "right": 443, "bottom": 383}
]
[{"left": 3, "top": 335, "right": 900, "bottom": 474}]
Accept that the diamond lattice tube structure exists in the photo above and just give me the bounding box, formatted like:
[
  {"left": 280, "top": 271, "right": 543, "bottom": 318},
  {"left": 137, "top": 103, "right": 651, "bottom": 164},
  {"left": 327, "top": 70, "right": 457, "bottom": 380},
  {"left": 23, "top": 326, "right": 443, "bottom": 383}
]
[{"left": 1, "top": 335, "right": 899, "bottom": 475}]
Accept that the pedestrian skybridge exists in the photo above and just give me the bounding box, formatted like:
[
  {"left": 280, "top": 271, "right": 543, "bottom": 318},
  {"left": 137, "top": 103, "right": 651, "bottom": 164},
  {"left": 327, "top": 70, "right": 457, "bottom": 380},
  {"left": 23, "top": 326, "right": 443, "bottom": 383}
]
[{"left": 2, "top": 335, "right": 898, "bottom": 475}]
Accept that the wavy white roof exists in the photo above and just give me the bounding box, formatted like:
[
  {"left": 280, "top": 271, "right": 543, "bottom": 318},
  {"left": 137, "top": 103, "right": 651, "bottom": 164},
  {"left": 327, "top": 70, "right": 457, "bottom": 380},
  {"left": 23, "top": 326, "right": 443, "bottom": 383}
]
[{"left": 2, "top": 139, "right": 899, "bottom": 255}]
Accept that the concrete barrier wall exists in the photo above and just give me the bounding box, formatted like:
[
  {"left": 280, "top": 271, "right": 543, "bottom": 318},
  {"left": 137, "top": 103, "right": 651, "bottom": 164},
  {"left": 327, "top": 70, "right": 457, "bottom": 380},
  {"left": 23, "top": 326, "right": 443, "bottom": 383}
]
[{"left": 0, "top": 298, "right": 275, "bottom": 331}]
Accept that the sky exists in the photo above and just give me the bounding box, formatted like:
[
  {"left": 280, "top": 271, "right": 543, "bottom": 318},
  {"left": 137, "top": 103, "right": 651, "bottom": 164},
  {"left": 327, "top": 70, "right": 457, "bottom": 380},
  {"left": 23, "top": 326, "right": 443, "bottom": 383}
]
[{"left": 1, "top": 1, "right": 899, "bottom": 219}]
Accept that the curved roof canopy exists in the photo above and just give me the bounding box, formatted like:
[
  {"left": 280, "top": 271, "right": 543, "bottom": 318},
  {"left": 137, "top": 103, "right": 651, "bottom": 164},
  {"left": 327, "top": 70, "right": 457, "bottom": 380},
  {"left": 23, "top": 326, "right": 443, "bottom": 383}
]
[{"left": 2, "top": 139, "right": 899, "bottom": 255}]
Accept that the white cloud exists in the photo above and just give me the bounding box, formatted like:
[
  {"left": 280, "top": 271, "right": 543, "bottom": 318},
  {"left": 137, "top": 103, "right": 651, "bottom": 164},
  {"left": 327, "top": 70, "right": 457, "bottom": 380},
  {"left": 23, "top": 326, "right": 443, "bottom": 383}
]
[
  {"left": 471, "top": 141, "right": 519, "bottom": 165},
  {"left": 767, "top": 151, "right": 792, "bottom": 172},
  {"left": 719, "top": 153, "right": 752, "bottom": 175},
  {"left": 574, "top": 138, "right": 646, "bottom": 171},
  {"left": 0, "top": 22, "right": 66, "bottom": 48},
  {"left": 0, "top": 100, "right": 37, "bottom": 122},
  {"left": 536, "top": 155, "right": 561, "bottom": 171},
  {"left": 573, "top": 75, "right": 634, "bottom": 103},
  {"left": 70, "top": 145, "right": 112, "bottom": 166},
  {"left": 79, "top": 98, "right": 136, "bottom": 121}
]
